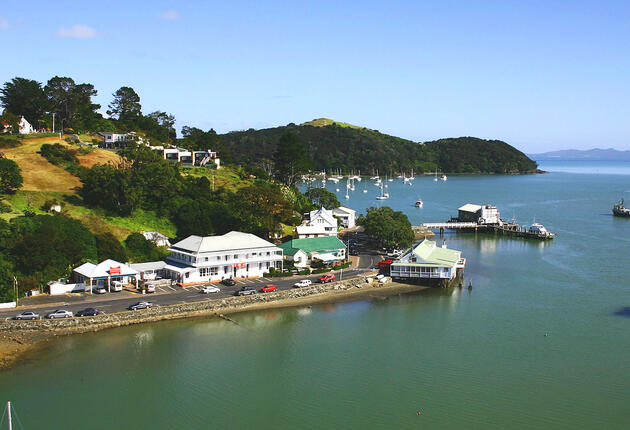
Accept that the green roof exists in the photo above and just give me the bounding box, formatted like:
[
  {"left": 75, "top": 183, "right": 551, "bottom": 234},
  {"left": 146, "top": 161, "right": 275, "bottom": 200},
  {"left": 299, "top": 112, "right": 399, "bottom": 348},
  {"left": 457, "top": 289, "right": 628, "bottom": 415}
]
[
  {"left": 391, "top": 239, "right": 461, "bottom": 268},
  {"left": 279, "top": 236, "right": 346, "bottom": 256}
]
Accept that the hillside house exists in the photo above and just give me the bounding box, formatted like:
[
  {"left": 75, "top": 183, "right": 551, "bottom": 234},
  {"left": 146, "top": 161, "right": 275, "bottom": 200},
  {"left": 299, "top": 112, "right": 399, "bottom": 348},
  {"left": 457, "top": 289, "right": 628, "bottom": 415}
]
[
  {"left": 142, "top": 231, "right": 171, "bottom": 247},
  {"left": 165, "top": 231, "right": 282, "bottom": 285},
  {"left": 390, "top": 239, "right": 466, "bottom": 281},
  {"left": 97, "top": 132, "right": 139, "bottom": 148},
  {"left": 301, "top": 207, "right": 338, "bottom": 237},
  {"left": 333, "top": 206, "right": 356, "bottom": 228},
  {"left": 161, "top": 147, "right": 220, "bottom": 169},
  {"left": 278, "top": 236, "right": 346, "bottom": 268},
  {"left": 18, "top": 116, "right": 34, "bottom": 134}
]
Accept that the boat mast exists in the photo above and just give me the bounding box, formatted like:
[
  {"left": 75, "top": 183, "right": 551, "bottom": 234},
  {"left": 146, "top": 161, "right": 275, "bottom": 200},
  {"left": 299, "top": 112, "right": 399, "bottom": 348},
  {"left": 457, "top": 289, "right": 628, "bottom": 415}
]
[{"left": 7, "top": 401, "right": 12, "bottom": 430}]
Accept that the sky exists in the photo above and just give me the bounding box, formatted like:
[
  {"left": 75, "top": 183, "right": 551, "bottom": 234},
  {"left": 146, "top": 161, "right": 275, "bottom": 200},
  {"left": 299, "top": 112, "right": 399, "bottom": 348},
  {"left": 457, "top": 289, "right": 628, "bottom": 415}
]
[{"left": 1, "top": 0, "right": 629, "bottom": 152}]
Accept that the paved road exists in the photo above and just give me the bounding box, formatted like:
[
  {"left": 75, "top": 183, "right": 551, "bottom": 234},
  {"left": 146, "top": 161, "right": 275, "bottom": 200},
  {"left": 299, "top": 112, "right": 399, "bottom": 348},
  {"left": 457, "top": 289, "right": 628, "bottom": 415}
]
[{"left": 2, "top": 267, "right": 376, "bottom": 321}]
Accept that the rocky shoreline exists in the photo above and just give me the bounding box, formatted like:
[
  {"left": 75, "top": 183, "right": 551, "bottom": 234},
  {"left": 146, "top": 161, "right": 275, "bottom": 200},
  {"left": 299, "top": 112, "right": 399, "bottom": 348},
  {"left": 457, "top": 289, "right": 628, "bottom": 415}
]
[{"left": 0, "top": 278, "right": 428, "bottom": 371}]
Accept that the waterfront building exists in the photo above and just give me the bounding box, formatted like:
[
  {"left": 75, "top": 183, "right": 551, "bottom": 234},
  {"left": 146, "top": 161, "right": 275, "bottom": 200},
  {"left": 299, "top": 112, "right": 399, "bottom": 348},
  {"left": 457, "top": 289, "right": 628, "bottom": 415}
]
[
  {"left": 332, "top": 206, "right": 357, "bottom": 228},
  {"left": 279, "top": 236, "right": 347, "bottom": 268},
  {"left": 165, "top": 232, "right": 283, "bottom": 285},
  {"left": 390, "top": 239, "right": 466, "bottom": 281},
  {"left": 72, "top": 259, "right": 139, "bottom": 292},
  {"left": 457, "top": 203, "right": 501, "bottom": 225}
]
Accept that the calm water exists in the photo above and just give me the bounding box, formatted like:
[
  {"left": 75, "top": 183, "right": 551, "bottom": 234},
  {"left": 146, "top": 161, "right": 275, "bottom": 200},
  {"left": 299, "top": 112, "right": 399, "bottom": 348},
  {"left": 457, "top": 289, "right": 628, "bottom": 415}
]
[{"left": 2, "top": 161, "right": 630, "bottom": 429}]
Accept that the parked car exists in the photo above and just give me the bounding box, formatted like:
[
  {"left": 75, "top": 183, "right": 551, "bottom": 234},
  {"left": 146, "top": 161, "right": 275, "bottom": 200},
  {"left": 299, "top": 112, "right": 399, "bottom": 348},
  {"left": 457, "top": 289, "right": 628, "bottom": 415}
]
[
  {"left": 111, "top": 281, "right": 123, "bottom": 292},
  {"left": 261, "top": 284, "right": 277, "bottom": 293},
  {"left": 201, "top": 286, "right": 220, "bottom": 294},
  {"left": 318, "top": 274, "right": 336, "bottom": 283},
  {"left": 76, "top": 308, "right": 101, "bottom": 317},
  {"left": 145, "top": 284, "right": 156, "bottom": 293},
  {"left": 375, "top": 274, "right": 385, "bottom": 280},
  {"left": 128, "top": 301, "right": 153, "bottom": 311},
  {"left": 294, "top": 279, "right": 312, "bottom": 288},
  {"left": 45, "top": 309, "right": 73, "bottom": 319},
  {"left": 235, "top": 286, "right": 256, "bottom": 296},
  {"left": 379, "top": 276, "right": 389, "bottom": 284},
  {"left": 93, "top": 286, "right": 107, "bottom": 294},
  {"left": 13, "top": 311, "right": 39, "bottom": 320},
  {"left": 221, "top": 278, "right": 236, "bottom": 286}
]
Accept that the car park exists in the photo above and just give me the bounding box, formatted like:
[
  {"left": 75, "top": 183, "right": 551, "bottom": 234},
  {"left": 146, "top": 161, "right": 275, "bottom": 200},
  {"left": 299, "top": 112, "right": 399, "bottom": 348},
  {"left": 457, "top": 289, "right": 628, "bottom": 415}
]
[
  {"left": 45, "top": 309, "right": 73, "bottom": 319},
  {"left": 294, "top": 279, "right": 312, "bottom": 288},
  {"left": 235, "top": 286, "right": 256, "bottom": 296},
  {"left": 128, "top": 301, "right": 153, "bottom": 310},
  {"left": 318, "top": 274, "right": 336, "bottom": 283},
  {"left": 201, "top": 286, "right": 220, "bottom": 294},
  {"left": 261, "top": 284, "right": 277, "bottom": 293},
  {"left": 221, "top": 279, "right": 236, "bottom": 286},
  {"left": 13, "top": 311, "right": 39, "bottom": 320},
  {"left": 76, "top": 308, "right": 101, "bottom": 317}
]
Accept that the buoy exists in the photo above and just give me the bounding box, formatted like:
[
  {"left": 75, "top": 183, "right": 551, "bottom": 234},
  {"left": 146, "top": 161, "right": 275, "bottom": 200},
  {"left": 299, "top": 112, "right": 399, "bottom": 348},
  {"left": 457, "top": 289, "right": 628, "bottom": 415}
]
[{"left": 417, "top": 411, "right": 422, "bottom": 416}]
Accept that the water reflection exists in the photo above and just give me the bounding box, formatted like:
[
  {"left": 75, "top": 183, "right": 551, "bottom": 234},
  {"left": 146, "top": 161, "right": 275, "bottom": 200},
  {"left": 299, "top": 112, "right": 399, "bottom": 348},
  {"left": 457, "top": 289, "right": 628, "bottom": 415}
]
[{"left": 613, "top": 307, "right": 630, "bottom": 318}]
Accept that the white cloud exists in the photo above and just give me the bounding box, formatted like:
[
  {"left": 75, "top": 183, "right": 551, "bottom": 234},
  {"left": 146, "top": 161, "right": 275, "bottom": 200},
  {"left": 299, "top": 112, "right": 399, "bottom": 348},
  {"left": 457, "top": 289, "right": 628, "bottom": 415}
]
[
  {"left": 56, "top": 24, "right": 97, "bottom": 39},
  {"left": 160, "top": 10, "right": 181, "bottom": 20},
  {"left": 0, "top": 16, "right": 9, "bottom": 30}
]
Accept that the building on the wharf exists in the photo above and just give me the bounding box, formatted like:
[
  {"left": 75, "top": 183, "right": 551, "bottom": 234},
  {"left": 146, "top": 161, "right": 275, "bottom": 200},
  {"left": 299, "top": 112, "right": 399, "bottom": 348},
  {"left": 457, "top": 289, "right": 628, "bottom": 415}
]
[
  {"left": 279, "top": 236, "right": 347, "bottom": 268},
  {"left": 164, "top": 231, "right": 283, "bottom": 285},
  {"left": 390, "top": 239, "right": 466, "bottom": 282},
  {"left": 457, "top": 203, "right": 501, "bottom": 225}
]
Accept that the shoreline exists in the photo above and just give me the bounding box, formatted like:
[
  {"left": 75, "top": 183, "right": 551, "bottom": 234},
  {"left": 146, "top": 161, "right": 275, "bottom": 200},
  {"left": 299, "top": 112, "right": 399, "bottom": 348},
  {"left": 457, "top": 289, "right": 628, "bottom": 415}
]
[{"left": 0, "top": 280, "right": 430, "bottom": 371}]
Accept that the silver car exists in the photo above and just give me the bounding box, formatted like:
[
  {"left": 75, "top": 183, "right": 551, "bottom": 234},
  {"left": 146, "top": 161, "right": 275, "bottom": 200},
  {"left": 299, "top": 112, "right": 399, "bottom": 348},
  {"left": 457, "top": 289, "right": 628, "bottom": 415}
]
[
  {"left": 14, "top": 311, "right": 39, "bottom": 320},
  {"left": 45, "top": 309, "right": 73, "bottom": 319}
]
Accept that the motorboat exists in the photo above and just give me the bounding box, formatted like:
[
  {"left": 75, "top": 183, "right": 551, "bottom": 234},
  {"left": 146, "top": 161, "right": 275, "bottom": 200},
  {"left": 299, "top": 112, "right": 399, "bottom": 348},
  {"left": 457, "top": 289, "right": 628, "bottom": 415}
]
[
  {"left": 613, "top": 198, "right": 630, "bottom": 217},
  {"left": 415, "top": 198, "right": 423, "bottom": 207}
]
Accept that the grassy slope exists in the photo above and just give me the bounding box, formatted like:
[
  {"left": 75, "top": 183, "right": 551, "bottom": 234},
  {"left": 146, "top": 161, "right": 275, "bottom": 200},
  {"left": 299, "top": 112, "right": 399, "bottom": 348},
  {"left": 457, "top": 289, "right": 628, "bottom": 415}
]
[
  {"left": 1, "top": 136, "right": 254, "bottom": 240},
  {"left": 301, "top": 118, "right": 367, "bottom": 130}
]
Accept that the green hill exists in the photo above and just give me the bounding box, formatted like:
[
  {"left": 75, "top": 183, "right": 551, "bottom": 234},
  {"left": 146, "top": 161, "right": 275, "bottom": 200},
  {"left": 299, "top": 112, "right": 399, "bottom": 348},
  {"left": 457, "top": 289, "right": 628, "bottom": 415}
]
[{"left": 221, "top": 121, "right": 537, "bottom": 174}]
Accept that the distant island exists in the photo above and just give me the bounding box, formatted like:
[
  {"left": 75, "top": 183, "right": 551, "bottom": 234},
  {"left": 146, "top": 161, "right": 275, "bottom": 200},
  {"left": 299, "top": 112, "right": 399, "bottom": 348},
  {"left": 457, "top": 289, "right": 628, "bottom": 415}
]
[
  {"left": 529, "top": 148, "right": 630, "bottom": 160},
  {"left": 222, "top": 118, "right": 538, "bottom": 174}
]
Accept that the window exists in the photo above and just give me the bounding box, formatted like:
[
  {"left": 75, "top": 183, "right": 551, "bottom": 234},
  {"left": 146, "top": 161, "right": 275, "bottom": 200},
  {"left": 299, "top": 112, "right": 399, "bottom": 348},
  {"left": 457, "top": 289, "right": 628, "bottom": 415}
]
[
  {"left": 251, "top": 252, "right": 257, "bottom": 256},
  {"left": 224, "top": 266, "right": 230, "bottom": 273},
  {"left": 205, "top": 257, "right": 208, "bottom": 262},
  {"left": 224, "top": 255, "right": 229, "bottom": 261},
  {"left": 266, "top": 262, "right": 270, "bottom": 269},
  {"left": 210, "top": 267, "right": 218, "bottom": 276},
  {"left": 216, "top": 256, "right": 221, "bottom": 261}
]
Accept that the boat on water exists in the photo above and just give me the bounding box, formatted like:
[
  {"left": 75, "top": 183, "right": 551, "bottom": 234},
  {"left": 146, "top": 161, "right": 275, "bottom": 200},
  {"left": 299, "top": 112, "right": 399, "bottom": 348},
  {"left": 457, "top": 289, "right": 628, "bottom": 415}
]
[
  {"left": 376, "top": 183, "right": 388, "bottom": 200},
  {"left": 528, "top": 223, "right": 555, "bottom": 238},
  {"left": 613, "top": 198, "right": 630, "bottom": 217},
  {"left": 433, "top": 169, "right": 439, "bottom": 182},
  {"left": 441, "top": 174, "right": 448, "bottom": 181},
  {"left": 415, "top": 198, "right": 423, "bottom": 207}
]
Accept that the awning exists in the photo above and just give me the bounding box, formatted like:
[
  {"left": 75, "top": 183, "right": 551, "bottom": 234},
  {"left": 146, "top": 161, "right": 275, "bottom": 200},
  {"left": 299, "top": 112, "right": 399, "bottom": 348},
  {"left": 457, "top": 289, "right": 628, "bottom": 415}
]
[
  {"left": 312, "top": 252, "right": 344, "bottom": 263},
  {"left": 164, "top": 264, "right": 195, "bottom": 274}
]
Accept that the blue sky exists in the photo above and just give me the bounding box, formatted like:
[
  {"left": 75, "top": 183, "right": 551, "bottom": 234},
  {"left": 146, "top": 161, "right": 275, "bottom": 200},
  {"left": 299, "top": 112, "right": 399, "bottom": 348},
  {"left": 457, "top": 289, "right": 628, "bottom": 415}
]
[{"left": 1, "top": 0, "right": 629, "bottom": 152}]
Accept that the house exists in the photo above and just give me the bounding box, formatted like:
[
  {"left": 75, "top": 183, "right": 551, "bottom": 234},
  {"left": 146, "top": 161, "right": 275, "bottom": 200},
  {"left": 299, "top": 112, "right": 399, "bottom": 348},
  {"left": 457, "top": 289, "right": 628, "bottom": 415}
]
[
  {"left": 278, "top": 236, "right": 347, "bottom": 268},
  {"left": 18, "top": 116, "right": 34, "bottom": 134},
  {"left": 457, "top": 203, "right": 501, "bottom": 225},
  {"left": 142, "top": 231, "right": 171, "bottom": 247},
  {"left": 72, "top": 259, "right": 139, "bottom": 293},
  {"left": 164, "top": 231, "right": 283, "bottom": 285},
  {"left": 390, "top": 239, "right": 466, "bottom": 282},
  {"left": 332, "top": 206, "right": 356, "bottom": 228},
  {"left": 296, "top": 224, "right": 329, "bottom": 239},
  {"left": 97, "top": 132, "right": 138, "bottom": 148},
  {"left": 1, "top": 120, "right": 11, "bottom": 134},
  {"left": 161, "top": 147, "right": 221, "bottom": 169},
  {"left": 303, "top": 207, "right": 338, "bottom": 237}
]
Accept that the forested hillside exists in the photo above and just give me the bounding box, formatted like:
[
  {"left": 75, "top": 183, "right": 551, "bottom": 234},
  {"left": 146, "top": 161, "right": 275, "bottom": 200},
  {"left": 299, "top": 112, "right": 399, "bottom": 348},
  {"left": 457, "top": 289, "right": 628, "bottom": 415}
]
[{"left": 221, "top": 121, "right": 537, "bottom": 174}]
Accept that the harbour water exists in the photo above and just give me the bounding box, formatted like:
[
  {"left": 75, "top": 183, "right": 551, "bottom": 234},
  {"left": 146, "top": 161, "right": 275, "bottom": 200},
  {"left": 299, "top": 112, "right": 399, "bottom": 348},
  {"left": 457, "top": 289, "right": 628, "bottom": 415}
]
[{"left": 2, "top": 161, "right": 630, "bottom": 429}]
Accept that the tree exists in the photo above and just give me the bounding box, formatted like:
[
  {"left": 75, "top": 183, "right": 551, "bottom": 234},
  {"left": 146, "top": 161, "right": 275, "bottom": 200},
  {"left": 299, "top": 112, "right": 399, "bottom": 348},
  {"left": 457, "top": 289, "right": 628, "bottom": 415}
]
[
  {"left": 125, "top": 232, "right": 164, "bottom": 262},
  {"left": 0, "top": 110, "right": 19, "bottom": 132},
  {"left": 358, "top": 206, "right": 415, "bottom": 249},
  {"left": 96, "top": 232, "right": 127, "bottom": 262},
  {"left": 0, "top": 77, "right": 48, "bottom": 126},
  {"left": 179, "top": 126, "right": 230, "bottom": 163},
  {"left": 235, "top": 183, "right": 294, "bottom": 237},
  {"left": 273, "top": 131, "right": 312, "bottom": 188},
  {"left": 0, "top": 158, "right": 23, "bottom": 193},
  {"left": 107, "top": 86, "right": 141, "bottom": 122},
  {"left": 147, "top": 111, "right": 176, "bottom": 141},
  {"left": 305, "top": 188, "right": 340, "bottom": 210}
]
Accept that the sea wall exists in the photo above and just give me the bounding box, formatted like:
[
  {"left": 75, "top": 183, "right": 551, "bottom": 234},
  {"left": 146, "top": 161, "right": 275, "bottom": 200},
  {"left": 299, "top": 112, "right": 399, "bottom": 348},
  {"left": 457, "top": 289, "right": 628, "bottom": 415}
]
[{"left": 0, "top": 277, "right": 387, "bottom": 334}]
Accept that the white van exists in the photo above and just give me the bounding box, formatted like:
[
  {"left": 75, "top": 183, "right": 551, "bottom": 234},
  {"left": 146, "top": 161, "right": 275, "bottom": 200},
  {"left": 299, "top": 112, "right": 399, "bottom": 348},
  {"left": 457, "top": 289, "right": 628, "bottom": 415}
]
[{"left": 111, "top": 281, "right": 123, "bottom": 292}]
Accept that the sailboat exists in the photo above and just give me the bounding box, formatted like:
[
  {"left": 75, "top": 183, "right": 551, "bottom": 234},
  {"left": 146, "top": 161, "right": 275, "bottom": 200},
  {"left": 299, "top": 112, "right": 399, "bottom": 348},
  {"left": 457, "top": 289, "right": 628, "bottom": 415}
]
[
  {"left": 376, "top": 182, "right": 388, "bottom": 200},
  {"left": 440, "top": 173, "right": 448, "bottom": 181},
  {"left": 362, "top": 181, "right": 368, "bottom": 193},
  {"left": 344, "top": 180, "right": 350, "bottom": 199},
  {"left": 370, "top": 169, "right": 379, "bottom": 180},
  {"left": 433, "top": 169, "right": 439, "bottom": 182}
]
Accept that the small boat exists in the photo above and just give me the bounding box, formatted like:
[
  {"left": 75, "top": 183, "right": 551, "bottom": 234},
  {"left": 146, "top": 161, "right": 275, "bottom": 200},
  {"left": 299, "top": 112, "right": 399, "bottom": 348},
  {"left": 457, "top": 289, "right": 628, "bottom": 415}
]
[
  {"left": 529, "top": 223, "right": 555, "bottom": 238},
  {"left": 335, "top": 188, "right": 340, "bottom": 192},
  {"left": 613, "top": 198, "right": 630, "bottom": 217},
  {"left": 441, "top": 174, "right": 448, "bottom": 181},
  {"left": 433, "top": 169, "right": 439, "bottom": 182},
  {"left": 415, "top": 198, "right": 423, "bottom": 207},
  {"left": 376, "top": 183, "right": 388, "bottom": 200}
]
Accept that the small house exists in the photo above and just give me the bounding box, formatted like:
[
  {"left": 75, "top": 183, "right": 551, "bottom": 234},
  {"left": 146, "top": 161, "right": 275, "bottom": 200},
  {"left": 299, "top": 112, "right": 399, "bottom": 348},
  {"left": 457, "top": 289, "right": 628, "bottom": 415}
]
[
  {"left": 333, "top": 206, "right": 356, "bottom": 228},
  {"left": 72, "top": 259, "right": 139, "bottom": 293},
  {"left": 18, "top": 116, "right": 34, "bottom": 134},
  {"left": 390, "top": 239, "right": 466, "bottom": 281},
  {"left": 142, "top": 231, "right": 171, "bottom": 247},
  {"left": 457, "top": 203, "right": 501, "bottom": 225},
  {"left": 279, "top": 236, "right": 347, "bottom": 268}
]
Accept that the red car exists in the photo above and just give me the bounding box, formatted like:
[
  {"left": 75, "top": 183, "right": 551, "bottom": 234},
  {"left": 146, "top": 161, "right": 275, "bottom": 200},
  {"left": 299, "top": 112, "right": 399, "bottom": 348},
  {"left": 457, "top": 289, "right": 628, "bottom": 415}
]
[
  {"left": 261, "top": 284, "right": 277, "bottom": 292},
  {"left": 318, "top": 274, "right": 336, "bottom": 283}
]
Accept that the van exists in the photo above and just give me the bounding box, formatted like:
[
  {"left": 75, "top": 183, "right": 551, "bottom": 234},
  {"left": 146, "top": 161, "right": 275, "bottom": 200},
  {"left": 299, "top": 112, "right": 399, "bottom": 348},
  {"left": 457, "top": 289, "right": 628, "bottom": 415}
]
[
  {"left": 111, "top": 281, "right": 123, "bottom": 292},
  {"left": 143, "top": 283, "right": 156, "bottom": 293}
]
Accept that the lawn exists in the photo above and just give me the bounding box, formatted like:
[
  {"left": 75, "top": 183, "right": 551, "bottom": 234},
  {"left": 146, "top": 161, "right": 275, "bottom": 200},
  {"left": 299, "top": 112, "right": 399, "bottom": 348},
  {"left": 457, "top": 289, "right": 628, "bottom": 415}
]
[{"left": 180, "top": 166, "right": 253, "bottom": 192}]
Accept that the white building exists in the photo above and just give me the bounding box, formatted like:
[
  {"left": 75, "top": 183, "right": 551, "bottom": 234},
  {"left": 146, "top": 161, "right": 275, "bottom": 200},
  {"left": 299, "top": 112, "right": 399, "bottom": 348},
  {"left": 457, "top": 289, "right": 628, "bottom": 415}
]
[
  {"left": 165, "top": 231, "right": 283, "bottom": 285},
  {"left": 333, "top": 206, "right": 356, "bottom": 228},
  {"left": 72, "top": 259, "right": 139, "bottom": 293},
  {"left": 303, "top": 207, "right": 338, "bottom": 237},
  {"left": 296, "top": 224, "right": 329, "bottom": 239},
  {"left": 390, "top": 240, "right": 466, "bottom": 282},
  {"left": 162, "top": 147, "right": 221, "bottom": 169},
  {"left": 18, "top": 116, "right": 34, "bottom": 134},
  {"left": 97, "top": 132, "right": 137, "bottom": 148},
  {"left": 457, "top": 203, "right": 501, "bottom": 225},
  {"left": 142, "top": 231, "right": 171, "bottom": 247}
]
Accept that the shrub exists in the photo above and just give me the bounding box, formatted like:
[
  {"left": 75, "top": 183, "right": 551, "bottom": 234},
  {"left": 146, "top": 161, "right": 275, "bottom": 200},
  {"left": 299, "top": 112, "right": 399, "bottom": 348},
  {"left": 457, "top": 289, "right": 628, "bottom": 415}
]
[{"left": 0, "top": 201, "right": 12, "bottom": 213}]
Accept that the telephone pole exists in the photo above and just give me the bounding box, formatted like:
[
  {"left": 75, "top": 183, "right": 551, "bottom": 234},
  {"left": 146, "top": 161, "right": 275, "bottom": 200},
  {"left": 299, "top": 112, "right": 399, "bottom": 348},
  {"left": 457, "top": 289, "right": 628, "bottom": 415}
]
[
  {"left": 13, "top": 276, "right": 18, "bottom": 306},
  {"left": 52, "top": 112, "right": 55, "bottom": 133}
]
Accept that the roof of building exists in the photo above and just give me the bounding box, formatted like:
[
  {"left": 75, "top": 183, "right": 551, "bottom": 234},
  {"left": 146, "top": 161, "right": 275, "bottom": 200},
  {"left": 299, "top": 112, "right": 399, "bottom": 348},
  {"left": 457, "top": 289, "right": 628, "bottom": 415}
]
[
  {"left": 128, "top": 261, "right": 167, "bottom": 272},
  {"left": 74, "top": 259, "right": 139, "bottom": 279},
  {"left": 309, "top": 207, "right": 337, "bottom": 227},
  {"left": 279, "top": 236, "right": 346, "bottom": 256},
  {"left": 458, "top": 203, "right": 482, "bottom": 213},
  {"left": 333, "top": 206, "right": 356, "bottom": 215},
  {"left": 169, "top": 231, "right": 279, "bottom": 254},
  {"left": 392, "top": 239, "right": 461, "bottom": 268}
]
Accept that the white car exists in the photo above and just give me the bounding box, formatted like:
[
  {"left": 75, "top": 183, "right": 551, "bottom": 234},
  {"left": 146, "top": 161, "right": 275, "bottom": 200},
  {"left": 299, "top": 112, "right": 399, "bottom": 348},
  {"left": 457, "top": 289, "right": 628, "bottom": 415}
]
[
  {"left": 201, "top": 286, "right": 220, "bottom": 294},
  {"left": 294, "top": 279, "right": 312, "bottom": 288},
  {"left": 45, "top": 309, "right": 73, "bottom": 319},
  {"left": 93, "top": 286, "right": 107, "bottom": 294},
  {"left": 375, "top": 274, "right": 385, "bottom": 280},
  {"left": 378, "top": 276, "right": 389, "bottom": 284}
]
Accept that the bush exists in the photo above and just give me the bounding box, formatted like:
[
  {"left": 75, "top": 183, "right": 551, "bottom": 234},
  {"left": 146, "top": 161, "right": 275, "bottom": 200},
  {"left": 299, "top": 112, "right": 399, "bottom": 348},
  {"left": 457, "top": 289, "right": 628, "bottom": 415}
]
[
  {"left": 0, "top": 158, "right": 23, "bottom": 193},
  {"left": 262, "top": 271, "right": 293, "bottom": 278},
  {"left": 0, "top": 201, "right": 12, "bottom": 213},
  {"left": 312, "top": 267, "right": 332, "bottom": 274},
  {"left": 297, "top": 269, "right": 311, "bottom": 275}
]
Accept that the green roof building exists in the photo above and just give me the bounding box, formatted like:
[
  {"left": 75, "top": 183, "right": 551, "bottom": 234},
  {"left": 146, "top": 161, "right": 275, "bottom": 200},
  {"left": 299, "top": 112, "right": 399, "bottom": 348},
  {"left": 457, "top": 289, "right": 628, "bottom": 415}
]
[
  {"left": 278, "top": 236, "right": 347, "bottom": 268},
  {"left": 390, "top": 239, "right": 466, "bottom": 281}
]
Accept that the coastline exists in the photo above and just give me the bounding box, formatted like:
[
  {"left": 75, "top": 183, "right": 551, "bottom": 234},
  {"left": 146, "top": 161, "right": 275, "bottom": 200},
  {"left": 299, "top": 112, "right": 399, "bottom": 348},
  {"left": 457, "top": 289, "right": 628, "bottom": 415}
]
[{"left": 0, "top": 280, "right": 429, "bottom": 371}]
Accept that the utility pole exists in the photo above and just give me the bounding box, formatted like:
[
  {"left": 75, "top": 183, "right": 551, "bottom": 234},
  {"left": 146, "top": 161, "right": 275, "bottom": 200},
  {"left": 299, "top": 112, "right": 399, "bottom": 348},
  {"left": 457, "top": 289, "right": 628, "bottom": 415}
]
[
  {"left": 52, "top": 112, "right": 55, "bottom": 133},
  {"left": 7, "top": 401, "right": 13, "bottom": 430},
  {"left": 13, "top": 276, "right": 18, "bottom": 306}
]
